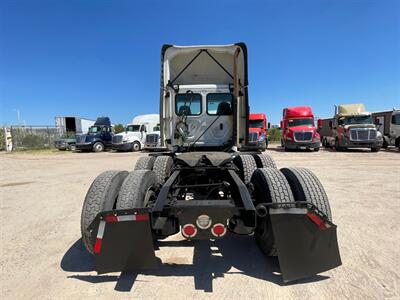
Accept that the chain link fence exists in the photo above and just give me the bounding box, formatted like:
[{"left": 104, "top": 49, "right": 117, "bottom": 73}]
[{"left": 4, "top": 126, "right": 63, "bottom": 151}]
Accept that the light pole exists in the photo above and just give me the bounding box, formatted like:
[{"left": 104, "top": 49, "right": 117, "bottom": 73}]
[{"left": 13, "top": 109, "right": 21, "bottom": 125}]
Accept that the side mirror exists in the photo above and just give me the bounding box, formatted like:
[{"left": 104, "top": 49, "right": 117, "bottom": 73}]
[
  {"left": 280, "top": 121, "right": 283, "bottom": 129},
  {"left": 329, "top": 121, "right": 333, "bottom": 129},
  {"left": 268, "top": 122, "right": 271, "bottom": 129}
]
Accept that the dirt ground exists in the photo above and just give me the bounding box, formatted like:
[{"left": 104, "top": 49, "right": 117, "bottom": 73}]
[{"left": 0, "top": 145, "right": 399, "bottom": 299}]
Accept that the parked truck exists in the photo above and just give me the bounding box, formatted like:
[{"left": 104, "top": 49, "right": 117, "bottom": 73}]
[
  {"left": 112, "top": 114, "right": 159, "bottom": 152},
  {"left": 372, "top": 109, "right": 400, "bottom": 150},
  {"left": 54, "top": 116, "right": 95, "bottom": 150},
  {"left": 280, "top": 106, "right": 320, "bottom": 151},
  {"left": 317, "top": 118, "right": 333, "bottom": 148},
  {"left": 75, "top": 117, "right": 113, "bottom": 152},
  {"left": 248, "top": 113, "right": 269, "bottom": 151},
  {"left": 322, "top": 104, "right": 383, "bottom": 152},
  {"left": 79, "top": 43, "right": 341, "bottom": 283}
]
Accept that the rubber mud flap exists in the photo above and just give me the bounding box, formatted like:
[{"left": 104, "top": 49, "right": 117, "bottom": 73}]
[
  {"left": 269, "top": 208, "right": 341, "bottom": 282},
  {"left": 89, "top": 209, "right": 158, "bottom": 274}
]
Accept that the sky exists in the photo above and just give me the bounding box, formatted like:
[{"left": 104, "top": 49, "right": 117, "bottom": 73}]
[{"left": 0, "top": 0, "right": 399, "bottom": 126}]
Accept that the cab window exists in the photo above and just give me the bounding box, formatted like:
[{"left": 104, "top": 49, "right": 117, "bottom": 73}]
[
  {"left": 175, "top": 93, "right": 202, "bottom": 116},
  {"left": 392, "top": 114, "right": 400, "bottom": 125},
  {"left": 207, "top": 93, "right": 233, "bottom": 115}
]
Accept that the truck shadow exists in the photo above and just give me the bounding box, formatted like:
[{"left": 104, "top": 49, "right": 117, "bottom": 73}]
[{"left": 61, "top": 235, "right": 329, "bottom": 293}]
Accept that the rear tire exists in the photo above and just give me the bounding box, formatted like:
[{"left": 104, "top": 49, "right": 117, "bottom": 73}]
[
  {"left": 80, "top": 170, "right": 129, "bottom": 253},
  {"left": 314, "top": 147, "right": 320, "bottom": 152},
  {"left": 371, "top": 147, "right": 380, "bottom": 152},
  {"left": 251, "top": 168, "right": 295, "bottom": 256},
  {"left": 280, "top": 167, "right": 332, "bottom": 221},
  {"left": 153, "top": 156, "right": 173, "bottom": 184},
  {"left": 253, "top": 153, "right": 277, "bottom": 168},
  {"left": 117, "top": 170, "right": 158, "bottom": 209},
  {"left": 134, "top": 156, "right": 156, "bottom": 170},
  {"left": 233, "top": 154, "right": 257, "bottom": 184}
]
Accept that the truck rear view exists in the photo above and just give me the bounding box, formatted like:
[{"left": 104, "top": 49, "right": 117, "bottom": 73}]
[
  {"left": 281, "top": 106, "right": 320, "bottom": 151},
  {"left": 78, "top": 43, "right": 341, "bottom": 283}
]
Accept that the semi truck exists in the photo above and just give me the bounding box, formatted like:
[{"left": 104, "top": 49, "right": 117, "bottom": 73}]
[
  {"left": 248, "top": 113, "right": 269, "bottom": 151},
  {"left": 317, "top": 118, "right": 333, "bottom": 148},
  {"left": 322, "top": 104, "right": 383, "bottom": 152},
  {"left": 54, "top": 116, "right": 95, "bottom": 151},
  {"left": 280, "top": 106, "right": 320, "bottom": 151},
  {"left": 112, "top": 114, "right": 159, "bottom": 152},
  {"left": 372, "top": 109, "right": 400, "bottom": 150},
  {"left": 79, "top": 43, "right": 341, "bottom": 283},
  {"left": 75, "top": 117, "right": 113, "bottom": 152}
]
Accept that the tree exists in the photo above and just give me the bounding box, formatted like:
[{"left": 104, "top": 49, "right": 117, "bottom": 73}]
[
  {"left": 114, "top": 124, "right": 125, "bottom": 134},
  {"left": 268, "top": 127, "right": 282, "bottom": 142}
]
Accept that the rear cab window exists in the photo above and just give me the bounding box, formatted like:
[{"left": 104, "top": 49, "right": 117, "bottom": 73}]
[
  {"left": 175, "top": 93, "right": 202, "bottom": 116},
  {"left": 206, "top": 93, "right": 233, "bottom": 115}
]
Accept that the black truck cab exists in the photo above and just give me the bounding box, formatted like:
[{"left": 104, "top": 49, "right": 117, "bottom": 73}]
[{"left": 75, "top": 117, "right": 113, "bottom": 152}]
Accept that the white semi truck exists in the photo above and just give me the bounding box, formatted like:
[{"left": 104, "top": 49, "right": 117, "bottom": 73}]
[
  {"left": 112, "top": 114, "right": 159, "bottom": 151},
  {"left": 372, "top": 109, "right": 400, "bottom": 150}
]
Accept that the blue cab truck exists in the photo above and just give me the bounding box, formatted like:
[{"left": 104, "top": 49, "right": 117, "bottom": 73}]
[{"left": 75, "top": 117, "right": 113, "bottom": 152}]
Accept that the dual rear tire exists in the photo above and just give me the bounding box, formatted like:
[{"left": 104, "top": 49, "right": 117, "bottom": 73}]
[{"left": 251, "top": 167, "right": 332, "bottom": 256}]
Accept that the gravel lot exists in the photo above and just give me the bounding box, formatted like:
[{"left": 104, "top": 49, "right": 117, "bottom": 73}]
[{"left": 1, "top": 145, "right": 399, "bottom": 299}]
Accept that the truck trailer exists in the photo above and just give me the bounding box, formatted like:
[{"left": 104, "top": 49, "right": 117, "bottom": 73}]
[
  {"left": 280, "top": 106, "right": 320, "bottom": 151},
  {"left": 54, "top": 116, "right": 95, "bottom": 150},
  {"left": 79, "top": 43, "right": 341, "bottom": 283}
]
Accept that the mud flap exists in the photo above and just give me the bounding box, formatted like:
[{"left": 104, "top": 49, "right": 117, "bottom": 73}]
[
  {"left": 88, "top": 209, "right": 158, "bottom": 274},
  {"left": 269, "top": 208, "right": 341, "bottom": 282}
]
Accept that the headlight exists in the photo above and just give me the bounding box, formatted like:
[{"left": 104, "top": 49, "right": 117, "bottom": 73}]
[{"left": 258, "top": 134, "right": 266, "bottom": 142}]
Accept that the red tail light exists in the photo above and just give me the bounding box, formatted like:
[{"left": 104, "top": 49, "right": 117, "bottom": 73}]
[
  {"left": 182, "top": 224, "right": 197, "bottom": 238},
  {"left": 211, "top": 223, "right": 226, "bottom": 237}
]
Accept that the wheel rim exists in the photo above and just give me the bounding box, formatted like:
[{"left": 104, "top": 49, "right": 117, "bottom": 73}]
[
  {"left": 133, "top": 143, "right": 140, "bottom": 151},
  {"left": 95, "top": 144, "right": 103, "bottom": 151}
]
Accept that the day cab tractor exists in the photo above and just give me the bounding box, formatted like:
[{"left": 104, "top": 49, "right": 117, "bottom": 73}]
[
  {"left": 80, "top": 43, "right": 341, "bottom": 283},
  {"left": 280, "top": 106, "right": 320, "bottom": 152},
  {"left": 248, "top": 113, "right": 269, "bottom": 151}
]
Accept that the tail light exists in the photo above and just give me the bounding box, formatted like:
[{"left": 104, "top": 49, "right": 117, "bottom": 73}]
[
  {"left": 182, "top": 224, "right": 197, "bottom": 238},
  {"left": 211, "top": 223, "right": 227, "bottom": 237}
]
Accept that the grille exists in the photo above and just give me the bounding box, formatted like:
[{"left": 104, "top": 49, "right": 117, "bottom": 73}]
[
  {"left": 248, "top": 132, "right": 258, "bottom": 142},
  {"left": 294, "top": 131, "right": 313, "bottom": 142},
  {"left": 349, "top": 129, "right": 377, "bottom": 141},
  {"left": 146, "top": 133, "right": 159, "bottom": 143},
  {"left": 113, "top": 135, "right": 123, "bottom": 143}
]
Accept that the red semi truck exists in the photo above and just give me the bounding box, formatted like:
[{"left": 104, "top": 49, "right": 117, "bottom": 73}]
[
  {"left": 249, "top": 113, "right": 269, "bottom": 151},
  {"left": 280, "top": 106, "right": 320, "bottom": 151}
]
